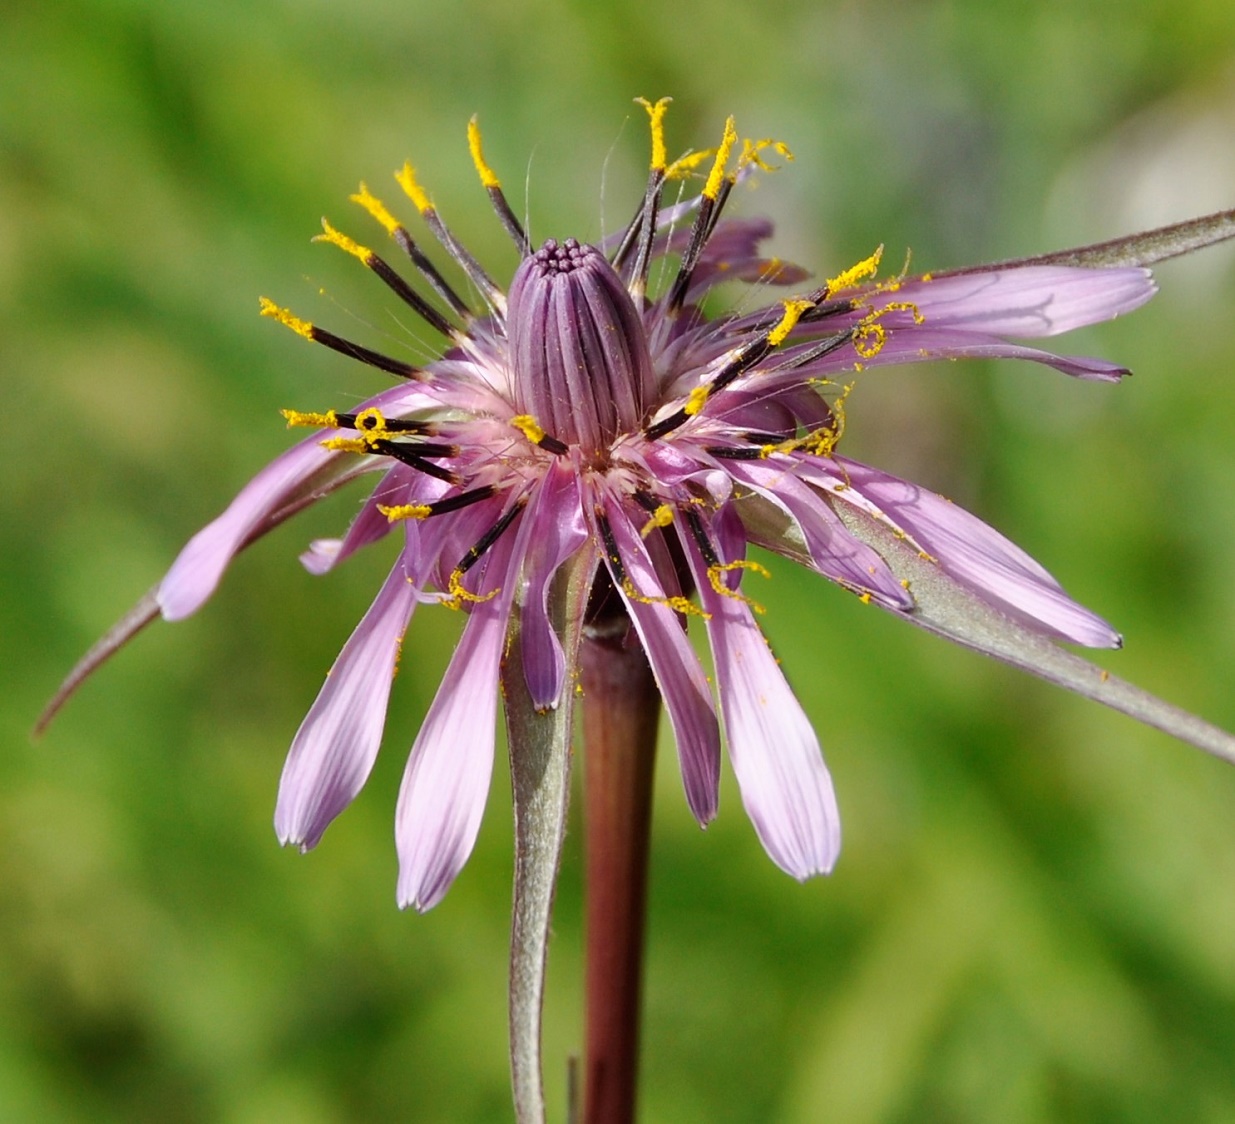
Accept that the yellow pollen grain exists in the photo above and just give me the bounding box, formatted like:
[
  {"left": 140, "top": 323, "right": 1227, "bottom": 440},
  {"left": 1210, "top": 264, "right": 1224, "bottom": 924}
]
[
  {"left": 259, "top": 297, "right": 313, "bottom": 340},
  {"left": 825, "top": 246, "right": 884, "bottom": 296},
  {"left": 640, "top": 504, "right": 675, "bottom": 537},
  {"left": 510, "top": 414, "right": 546, "bottom": 444},
  {"left": 378, "top": 503, "right": 432, "bottom": 522},
  {"left": 313, "top": 218, "right": 372, "bottom": 263},
  {"left": 767, "top": 298, "right": 813, "bottom": 347},
  {"left": 683, "top": 385, "right": 711, "bottom": 416},
  {"left": 282, "top": 408, "right": 339, "bottom": 429},
  {"left": 467, "top": 116, "right": 501, "bottom": 189},
  {"left": 703, "top": 116, "right": 738, "bottom": 200},
  {"left": 636, "top": 96, "right": 672, "bottom": 172},
  {"left": 350, "top": 182, "right": 401, "bottom": 236},
  {"left": 395, "top": 162, "right": 432, "bottom": 213}
]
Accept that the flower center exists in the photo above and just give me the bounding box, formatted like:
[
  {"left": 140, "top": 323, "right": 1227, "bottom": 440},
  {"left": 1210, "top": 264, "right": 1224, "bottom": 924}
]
[{"left": 506, "top": 238, "right": 656, "bottom": 456}]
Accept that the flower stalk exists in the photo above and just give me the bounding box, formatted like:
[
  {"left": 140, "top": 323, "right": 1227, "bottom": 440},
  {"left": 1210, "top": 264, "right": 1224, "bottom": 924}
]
[{"left": 580, "top": 601, "right": 662, "bottom": 1124}]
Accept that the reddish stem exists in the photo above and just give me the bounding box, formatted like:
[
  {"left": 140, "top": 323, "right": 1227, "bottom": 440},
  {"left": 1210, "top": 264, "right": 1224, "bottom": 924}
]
[{"left": 581, "top": 624, "right": 660, "bottom": 1124}]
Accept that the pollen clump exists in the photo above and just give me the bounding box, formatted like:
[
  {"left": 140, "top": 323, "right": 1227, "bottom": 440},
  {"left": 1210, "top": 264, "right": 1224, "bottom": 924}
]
[
  {"left": 683, "top": 385, "right": 711, "bottom": 417},
  {"left": 378, "top": 503, "right": 432, "bottom": 522},
  {"left": 768, "top": 298, "right": 814, "bottom": 347},
  {"left": 510, "top": 415, "right": 547, "bottom": 445},
  {"left": 350, "top": 183, "right": 401, "bottom": 236},
  {"left": 640, "top": 504, "right": 675, "bottom": 537},
  {"left": 314, "top": 219, "right": 372, "bottom": 263},
  {"left": 825, "top": 246, "right": 884, "bottom": 296},
  {"left": 467, "top": 116, "right": 502, "bottom": 189},
  {"left": 635, "top": 96, "right": 673, "bottom": 172},
  {"left": 282, "top": 409, "right": 339, "bottom": 430},
  {"left": 321, "top": 436, "right": 371, "bottom": 454},
  {"left": 395, "top": 162, "right": 432, "bottom": 214},
  {"left": 259, "top": 297, "right": 313, "bottom": 340},
  {"left": 703, "top": 116, "right": 738, "bottom": 201}
]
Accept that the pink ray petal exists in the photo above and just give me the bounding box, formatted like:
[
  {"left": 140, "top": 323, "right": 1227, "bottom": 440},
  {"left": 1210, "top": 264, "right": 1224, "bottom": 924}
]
[
  {"left": 600, "top": 494, "right": 721, "bottom": 824},
  {"left": 683, "top": 520, "right": 841, "bottom": 878},
  {"left": 518, "top": 463, "right": 589, "bottom": 710},
  {"left": 276, "top": 550, "right": 421, "bottom": 850},
  {"left": 834, "top": 457, "right": 1121, "bottom": 647},
  {"left": 395, "top": 521, "right": 525, "bottom": 911}
]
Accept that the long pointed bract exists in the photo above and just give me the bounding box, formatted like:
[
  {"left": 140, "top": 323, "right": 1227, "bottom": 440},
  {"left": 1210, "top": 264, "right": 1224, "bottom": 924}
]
[
  {"left": 834, "top": 504, "right": 1235, "bottom": 764},
  {"left": 504, "top": 547, "right": 598, "bottom": 1124}
]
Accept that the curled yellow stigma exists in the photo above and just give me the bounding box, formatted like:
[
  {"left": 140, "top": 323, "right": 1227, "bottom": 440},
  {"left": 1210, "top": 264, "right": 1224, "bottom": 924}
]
[
  {"left": 635, "top": 95, "right": 672, "bottom": 172},
  {"left": 259, "top": 297, "right": 313, "bottom": 340},
  {"left": 378, "top": 503, "right": 432, "bottom": 522},
  {"left": 510, "top": 414, "right": 547, "bottom": 444},
  {"left": 767, "top": 298, "right": 814, "bottom": 347},
  {"left": 282, "top": 409, "right": 339, "bottom": 429},
  {"left": 640, "top": 504, "right": 675, "bottom": 537},
  {"left": 703, "top": 116, "right": 738, "bottom": 200},
  {"left": 853, "top": 319, "right": 886, "bottom": 359},
  {"left": 738, "top": 137, "right": 794, "bottom": 172},
  {"left": 446, "top": 568, "right": 500, "bottom": 609},
  {"left": 795, "top": 421, "right": 842, "bottom": 457},
  {"left": 313, "top": 218, "right": 372, "bottom": 263},
  {"left": 350, "top": 182, "right": 401, "bottom": 236},
  {"left": 825, "top": 246, "right": 884, "bottom": 296},
  {"left": 851, "top": 301, "right": 922, "bottom": 360},
  {"left": 789, "top": 381, "right": 853, "bottom": 457},
  {"left": 683, "top": 384, "right": 711, "bottom": 417},
  {"left": 664, "top": 148, "right": 715, "bottom": 181},
  {"left": 707, "top": 559, "right": 770, "bottom": 614},
  {"left": 621, "top": 580, "right": 709, "bottom": 620},
  {"left": 395, "top": 161, "right": 432, "bottom": 214},
  {"left": 333, "top": 407, "right": 392, "bottom": 446},
  {"left": 467, "top": 116, "right": 501, "bottom": 189},
  {"left": 352, "top": 407, "right": 389, "bottom": 434},
  {"left": 880, "top": 299, "right": 926, "bottom": 325}
]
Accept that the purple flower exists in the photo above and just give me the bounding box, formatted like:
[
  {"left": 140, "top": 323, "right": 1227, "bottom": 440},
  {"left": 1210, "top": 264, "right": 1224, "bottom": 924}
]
[{"left": 42, "top": 101, "right": 1235, "bottom": 913}]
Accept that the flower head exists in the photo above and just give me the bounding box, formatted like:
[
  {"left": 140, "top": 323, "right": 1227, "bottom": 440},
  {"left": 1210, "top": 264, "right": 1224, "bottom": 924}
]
[{"left": 42, "top": 101, "right": 1235, "bottom": 912}]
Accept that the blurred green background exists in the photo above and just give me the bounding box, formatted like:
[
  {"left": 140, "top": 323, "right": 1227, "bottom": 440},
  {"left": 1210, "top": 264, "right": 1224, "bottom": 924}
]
[{"left": 4, "top": 0, "right": 1235, "bottom": 1120}]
